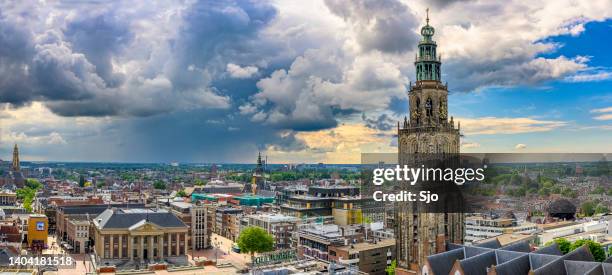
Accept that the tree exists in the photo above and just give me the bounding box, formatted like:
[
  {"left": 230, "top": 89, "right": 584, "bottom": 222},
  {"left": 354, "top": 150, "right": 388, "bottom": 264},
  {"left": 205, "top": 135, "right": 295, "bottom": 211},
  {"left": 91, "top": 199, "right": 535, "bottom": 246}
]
[
  {"left": 176, "top": 189, "right": 187, "bottom": 197},
  {"left": 570, "top": 239, "right": 606, "bottom": 262},
  {"left": 590, "top": 186, "right": 605, "bottom": 195},
  {"left": 385, "top": 259, "right": 397, "bottom": 275},
  {"left": 546, "top": 238, "right": 571, "bottom": 254},
  {"left": 594, "top": 204, "right": 609, "bottom": 214},
  {"left": 580, "top": 201, "right": 596, "bottom": 217},
  {"left": 153, "top": 180, "right": 166, "bottom": 190},
  {"left": 25, "top": 179, "right": 43, "bottom": 190},
  {"left": 237, "top": 226, "right": 274, "bottom": 261},
  {"left": 17, "top": 179, "right": 43, "bottom": 213},
  {"left": 194, "top": 179, "right": 207, "bottom": 186}
]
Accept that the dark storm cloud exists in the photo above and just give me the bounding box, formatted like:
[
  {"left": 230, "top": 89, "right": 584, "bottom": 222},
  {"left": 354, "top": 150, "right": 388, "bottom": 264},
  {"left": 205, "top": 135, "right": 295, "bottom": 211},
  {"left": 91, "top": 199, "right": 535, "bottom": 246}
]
[
  {"left": 167, "top": 0, "right": 278, "bottom": 91},
  {"left": 0, "top": 15, "right": 40, "bottom": 105},
  {"left": 0, "top": 0, "right": 277, "bottom": 117},
  {"left": 324, "top": 0, "right": 419, "bottom": 53},
  {"left": 64, "top": 13, "right": 132, "bottom": 88},
  {"left": 104, "top": 109, "right": 307, "bottom": 163}
]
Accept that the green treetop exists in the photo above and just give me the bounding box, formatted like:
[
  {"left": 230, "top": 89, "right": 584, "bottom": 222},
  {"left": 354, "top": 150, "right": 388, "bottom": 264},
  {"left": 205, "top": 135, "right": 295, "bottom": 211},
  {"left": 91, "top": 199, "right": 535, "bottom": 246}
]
[{"left": 237, "top": 226, "right": 274, "bottom": 259}]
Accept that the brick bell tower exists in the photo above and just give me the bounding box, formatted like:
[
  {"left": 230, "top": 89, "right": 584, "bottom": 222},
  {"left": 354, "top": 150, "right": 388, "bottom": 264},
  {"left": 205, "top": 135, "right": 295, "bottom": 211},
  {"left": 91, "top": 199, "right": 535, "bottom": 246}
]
[{"left": 395, "top": 10, "right": 464, "bottom": 272}]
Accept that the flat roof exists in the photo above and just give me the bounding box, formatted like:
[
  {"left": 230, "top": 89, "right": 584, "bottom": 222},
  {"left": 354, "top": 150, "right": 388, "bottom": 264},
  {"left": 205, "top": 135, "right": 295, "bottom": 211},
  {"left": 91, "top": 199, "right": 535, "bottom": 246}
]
[
  {"left": 170, "top": 201, "right": 192, "bottom": 209},
  {"left": 537, "top": 220, "right": 577, "bottom": 230},
  {"left": 335, "top": 238, "right": 395, "bottom": 252},
  {"left": 476, "top": 233, "right": 535, "bottom": 247},
  {"left": 248, "top": 213, "right": 299, "bottom": 223}
]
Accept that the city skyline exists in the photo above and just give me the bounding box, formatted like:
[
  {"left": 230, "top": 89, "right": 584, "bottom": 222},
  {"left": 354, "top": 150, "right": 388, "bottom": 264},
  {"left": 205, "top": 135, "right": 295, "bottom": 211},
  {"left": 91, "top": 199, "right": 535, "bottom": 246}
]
[{"left": 1, "top": 0, "right": 611, "bottom": 164}]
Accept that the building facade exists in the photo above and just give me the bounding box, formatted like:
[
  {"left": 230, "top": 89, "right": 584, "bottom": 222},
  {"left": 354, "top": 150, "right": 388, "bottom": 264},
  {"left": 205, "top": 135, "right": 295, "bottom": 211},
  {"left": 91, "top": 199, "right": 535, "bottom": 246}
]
[
  {"left": 395, "top": 13, "right": 464, "bottom": 272},
  {"left": 0, "top": 191, "right": 16, "bottom": 205},
  {"left": 27, "top": 214, "right": 48, "bottom": 250},
  {"left": 214, "top": 207, "right": 243, "bottom": 241},
  {"left": 66, "top": 218, "right": 90, "bottom": 253},
  {"left": 190, "top": 202, "right": 209, "bottom": 250},
  {"left": 244, "top": 213, "right": 299, "bottom": 249},
  {"left": 329, "top": 239, "right": 395, "bottom": 275},
  {"left": 280, "top": 185, "right": 361, "bottom": 218},
  {"left": 92, "top": 208, "right": 188, "bottom": 261},
  {"left": 464, "top": 214, "right": 537, "bottom": 245}
]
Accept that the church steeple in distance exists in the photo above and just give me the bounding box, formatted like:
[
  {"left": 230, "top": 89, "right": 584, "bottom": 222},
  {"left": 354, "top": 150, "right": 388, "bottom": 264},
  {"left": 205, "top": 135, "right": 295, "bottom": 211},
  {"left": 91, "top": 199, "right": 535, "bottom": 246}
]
[{"left": 12, "top": 144, "right": 20, "bottom": 172}]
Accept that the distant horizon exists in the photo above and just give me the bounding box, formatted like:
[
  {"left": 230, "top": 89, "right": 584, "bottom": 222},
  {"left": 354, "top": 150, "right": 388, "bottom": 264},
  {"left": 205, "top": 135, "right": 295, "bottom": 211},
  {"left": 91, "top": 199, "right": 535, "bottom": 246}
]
[{"left": 5, "top": 152, "right": 609, "bottom": 167}]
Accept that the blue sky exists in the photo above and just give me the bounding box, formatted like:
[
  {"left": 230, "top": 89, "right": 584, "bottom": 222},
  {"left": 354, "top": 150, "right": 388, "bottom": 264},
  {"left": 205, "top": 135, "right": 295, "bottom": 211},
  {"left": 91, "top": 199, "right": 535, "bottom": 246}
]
[
  {"left": 451, "top": 19, "right": 612, "bottom": 153},
  {"left": 0, "top": 0, "right": 610, "bottom": 163}
]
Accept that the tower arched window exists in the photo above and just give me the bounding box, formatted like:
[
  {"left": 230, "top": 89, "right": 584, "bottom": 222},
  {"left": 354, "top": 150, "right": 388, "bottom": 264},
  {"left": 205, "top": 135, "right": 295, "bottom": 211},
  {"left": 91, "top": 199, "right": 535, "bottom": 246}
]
[{"left": 425, "top": 98, "right": 433, "bottom": 117}]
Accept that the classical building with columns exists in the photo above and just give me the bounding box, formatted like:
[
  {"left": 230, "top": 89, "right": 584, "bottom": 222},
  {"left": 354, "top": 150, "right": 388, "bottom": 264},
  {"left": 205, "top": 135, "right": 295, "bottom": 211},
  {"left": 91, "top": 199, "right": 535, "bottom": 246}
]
[{"left": 92, "top": 208, "right": 189, "bottom": 262}]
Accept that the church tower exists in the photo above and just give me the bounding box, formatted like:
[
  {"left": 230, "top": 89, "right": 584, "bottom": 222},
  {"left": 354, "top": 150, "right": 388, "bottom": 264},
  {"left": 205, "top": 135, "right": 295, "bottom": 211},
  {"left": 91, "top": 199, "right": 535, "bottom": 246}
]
[
  {"left": 11, "top": 144, "right": 20, "bottom": 172},
  {"left": 395, "top": 10, "right": 464, "bottom": 272},
  {"left": 246, "top": 152, "right": 265, "bottom": 195}
]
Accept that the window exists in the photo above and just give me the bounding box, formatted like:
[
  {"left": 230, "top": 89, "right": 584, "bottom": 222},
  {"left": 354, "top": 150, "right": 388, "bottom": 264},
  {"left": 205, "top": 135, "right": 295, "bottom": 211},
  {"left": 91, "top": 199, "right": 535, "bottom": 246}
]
[{"left": 425, "top": 98, "right": 433, "bottom": 117}]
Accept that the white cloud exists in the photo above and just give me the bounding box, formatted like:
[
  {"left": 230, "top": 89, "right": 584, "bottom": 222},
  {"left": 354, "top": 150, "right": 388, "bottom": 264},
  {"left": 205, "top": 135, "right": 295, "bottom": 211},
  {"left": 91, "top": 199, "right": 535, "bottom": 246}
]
[
  {"left": 565, "top": 70, "right": 612, "bottom": 82},
  {"left": 47, "top": 132, "right": 67, "bottom": 144},
  {"left": 590, "top": 107, "right": 612, "bottom": 113},
  {"left": 226, "top": 63, "right": 259, "bottom": 78},
  {"left": 515, "top": 144, "right": 527, "bottom": 149},
  {"left": 458, "top": 117, "right": 567, "bottom": 135},
  {"left": 593, "top": 114, "right": 612, "bottom": 121},
  {"left": 590, "top": 106, "right": 612, "bottom": 120},
  {"left": 247, "top": 49, "right": 407, "bottom": 130},
  {"left": 0, "top": 102, "right": 105, "bottom": 149},
  {"left": 238, "top": 103, "right": 257, "bottom": 115},
  {"left": 408, "top": 0, "right": 612, "bottom": 91}
]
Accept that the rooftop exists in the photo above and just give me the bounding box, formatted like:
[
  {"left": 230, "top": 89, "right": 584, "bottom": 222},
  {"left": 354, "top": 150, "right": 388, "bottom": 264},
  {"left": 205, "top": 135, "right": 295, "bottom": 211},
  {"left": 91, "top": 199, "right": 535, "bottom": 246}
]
[
  {"left": 170, "top": 201, "right": 192, "bottom": 209},
  {"left": 248, "top": 213, "right": 299, "bottom": 223},
  {"left": 424, "top": 239, "right": 612, "bottom": 275},
  {"left": 93, "top": 208, "right": 187, "bottom": 229},
  {"left": 335, "top": 238, "right": 395, "bottom": 252}
]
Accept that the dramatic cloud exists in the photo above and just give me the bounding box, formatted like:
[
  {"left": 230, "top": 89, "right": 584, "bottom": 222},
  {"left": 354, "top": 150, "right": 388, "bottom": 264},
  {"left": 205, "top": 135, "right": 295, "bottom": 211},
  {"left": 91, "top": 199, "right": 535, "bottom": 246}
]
[
  {"left": 1, "top": 0, "right": 611, "bottom": 162},
  {"left": 427, "top": 0, "right": 612, "bottom": 92},
  {"left": 324, "top": 0, "right": 419, "bottom": 53},
  {"left": 245, "top": 50, "right": 408, "bottom": 131},
  {"left": 0, "top": 0, "right": 271, "bottom": 117}
]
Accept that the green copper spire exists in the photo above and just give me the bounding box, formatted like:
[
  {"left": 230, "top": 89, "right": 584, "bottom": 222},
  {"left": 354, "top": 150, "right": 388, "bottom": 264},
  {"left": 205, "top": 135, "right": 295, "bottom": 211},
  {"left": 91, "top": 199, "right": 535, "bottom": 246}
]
[{"left": 415, "top": 8, "right": 441, "bottom": 82}]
